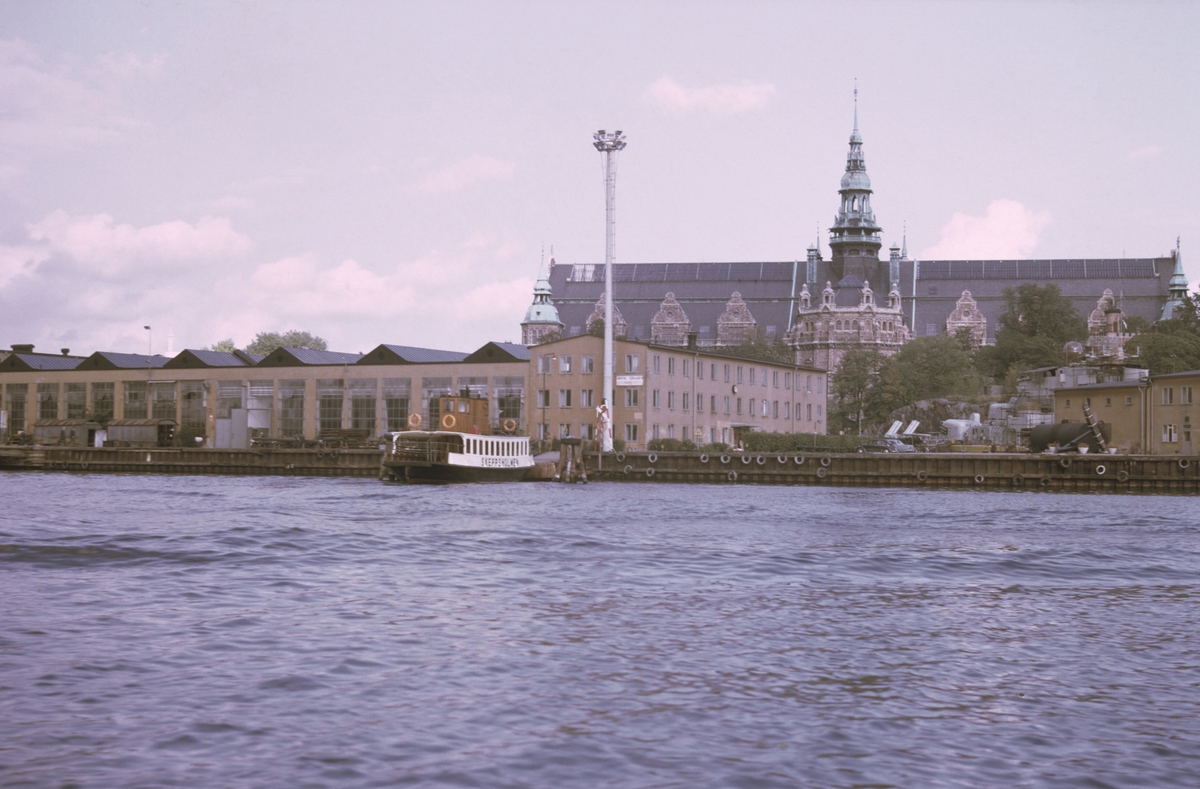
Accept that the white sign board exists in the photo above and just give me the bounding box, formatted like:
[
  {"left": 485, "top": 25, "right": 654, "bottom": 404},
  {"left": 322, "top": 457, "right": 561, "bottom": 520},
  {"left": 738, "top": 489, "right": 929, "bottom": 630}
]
[{"left": 616, "top": 375, "right": 644, "bottom": 387}]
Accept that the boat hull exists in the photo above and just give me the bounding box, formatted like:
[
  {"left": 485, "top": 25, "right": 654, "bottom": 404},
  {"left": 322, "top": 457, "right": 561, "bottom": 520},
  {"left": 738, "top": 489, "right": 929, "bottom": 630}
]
[{"left": 382, "top": 461, "right": 531, "bottom": 484}]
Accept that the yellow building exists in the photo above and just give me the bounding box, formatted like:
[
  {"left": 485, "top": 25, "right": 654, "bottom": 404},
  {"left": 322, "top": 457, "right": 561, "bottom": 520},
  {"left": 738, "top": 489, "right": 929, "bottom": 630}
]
[
  {"left": 1150, "top": 371, "right": 1198, "bottom": 455},
  {"left": 1053, "top": 369, "right": 1199, "bottom": 455},
  {"left": 526, "top": 334, "right": 827, "bottom": 450}
]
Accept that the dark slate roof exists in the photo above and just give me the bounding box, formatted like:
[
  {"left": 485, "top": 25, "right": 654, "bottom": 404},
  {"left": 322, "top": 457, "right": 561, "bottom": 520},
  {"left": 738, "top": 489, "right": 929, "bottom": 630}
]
[
  {"left": 0, "top": 353, "right": 84, "bottom": 372},
  {"left": 463, "top": 342, "right": 531, "bottom": 363},
  {"left": 257, "top": 347, "right": 365, "bottom": 367},
  {"left": 548, "top": 261, "right": 801, "bottom": 342},
  {"left": 164, "top": 349, "right": 259, "bottom": 368},
  {"left": 357, "top": 344, "right": 470, "bottom": 365},
  {"left": 1153, "top": 370, "right": 1200, "bottom": 380},
  {"left": 75, "top": 352, "right": 170, "bottom": 370}
]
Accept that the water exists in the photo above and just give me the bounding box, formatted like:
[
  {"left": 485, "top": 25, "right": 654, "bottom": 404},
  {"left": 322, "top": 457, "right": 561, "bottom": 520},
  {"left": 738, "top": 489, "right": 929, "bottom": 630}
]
[{"left": 2, "top": 475, "right": 1199, "bottom": 788}]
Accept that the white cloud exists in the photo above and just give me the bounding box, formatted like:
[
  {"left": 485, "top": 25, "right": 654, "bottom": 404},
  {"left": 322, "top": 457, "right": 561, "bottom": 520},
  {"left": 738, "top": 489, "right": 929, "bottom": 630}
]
[
  {"left": 0, "top": 243, "right": 49, "bottom": 288},
  {"left": 97, "top": 51, "right": 165, "bottom": 79},
  {"left": 416, "top": 155, "right": 516, "bottom": 193},
  {"left": 1127, "top": 145, "right": 1163, "bottom": 161},
  {"left": 27, "top": 211, "right": 252, "bottom": 273},
  {"left": 642, "top": 75, "right": 775, "bottom": 114},
  {"left": 920, "top": 199, "right": 1051, "bottom": 260}
]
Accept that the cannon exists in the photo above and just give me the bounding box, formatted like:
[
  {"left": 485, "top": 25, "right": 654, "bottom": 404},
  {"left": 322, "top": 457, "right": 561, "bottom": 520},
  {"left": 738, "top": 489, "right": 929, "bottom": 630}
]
[{"left": 1029, "top": 421, "right": 1111, "bottom": 453}]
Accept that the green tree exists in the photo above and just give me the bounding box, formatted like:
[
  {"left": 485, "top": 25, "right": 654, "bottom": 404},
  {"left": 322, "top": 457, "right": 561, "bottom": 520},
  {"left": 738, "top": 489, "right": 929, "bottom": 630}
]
[
  {"left": 893, "top": 335, "right": 977, "bottom": 400},
  {"left": 209, "top": 339, "right": 236, "bottom": 353},
  {"left": 976, "top": 284, "right": 1085, "bottom": 380},
  {"left": 830, "top": 348, "right": 884, "bottom": 435},
  {"left": 723, "top": 329, "right": 795, "bottom": 364},
  {"left": 1126, "top": 333, "right": 1200, "bottom": 374},
  {"left": 245, "top": 330, "right": 328, "bottom": 356}
]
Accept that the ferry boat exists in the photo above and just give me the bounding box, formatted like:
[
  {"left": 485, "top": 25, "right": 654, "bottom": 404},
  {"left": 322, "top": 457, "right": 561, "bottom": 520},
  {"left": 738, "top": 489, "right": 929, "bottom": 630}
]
[{"left": 379, "top": 393, "right": 533, "bottom": 483}]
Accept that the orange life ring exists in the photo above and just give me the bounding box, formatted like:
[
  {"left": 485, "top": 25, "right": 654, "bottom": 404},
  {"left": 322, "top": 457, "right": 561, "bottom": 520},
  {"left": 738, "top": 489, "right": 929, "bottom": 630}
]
[
  {"left": 441, "top": 413, "right": 456, "bottom": 430},
  {"left": 502, "top": 418, "right": 518, "bottom": 433},
  {"left": 407, "top": 413, "right": 422, "bottom": 429}
]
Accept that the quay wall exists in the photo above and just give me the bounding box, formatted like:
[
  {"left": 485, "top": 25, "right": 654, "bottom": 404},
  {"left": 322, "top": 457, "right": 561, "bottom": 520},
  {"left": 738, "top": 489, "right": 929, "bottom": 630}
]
[
  {"left": 0, "top": 447, "right": 385, "bottom": 478},
  {"left": 585, "top": 450, "right": 1200, "bottom": 494}
]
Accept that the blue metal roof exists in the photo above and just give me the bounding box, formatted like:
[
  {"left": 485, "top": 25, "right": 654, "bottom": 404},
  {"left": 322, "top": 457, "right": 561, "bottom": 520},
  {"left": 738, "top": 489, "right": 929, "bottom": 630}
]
[
  {"left": 0, "top": 353, "right": 84, "bottom": 371},
  {"left": 379, "top": 344, "right": 469, "bottom": 363},
  {"left": 164, "top": 349, "right": 254, "bottom": 368},
  {"left": 281, "top": 348, "right": 364, "bottom": 365}
]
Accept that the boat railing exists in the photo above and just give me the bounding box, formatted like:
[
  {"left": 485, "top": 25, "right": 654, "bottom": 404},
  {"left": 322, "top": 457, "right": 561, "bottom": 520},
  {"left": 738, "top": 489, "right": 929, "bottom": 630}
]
[{"left": 388, "top": 437, "right": 459, "bottom": 464}]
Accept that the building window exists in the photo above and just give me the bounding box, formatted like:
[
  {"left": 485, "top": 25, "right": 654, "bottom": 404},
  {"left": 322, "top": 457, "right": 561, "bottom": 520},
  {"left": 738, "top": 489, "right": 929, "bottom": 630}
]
[
  {"left": 1105, "top": 397, "right": 1112, "bottom": 407},
  {"left": 737, "top": 366, "right": 744, "bottom": 384},
  {"left": 926, "top": 324, "right": 938, "bottom": 336},
  {"left": 1065, "top": 399, "right": 1071, "bottom": 408},
  {"left": 737, "top": 398, "right": 743, "bottom": 415},
  {"left": 816, "top": 405, "right": 822, "bottom": 420},
  {"left": 36, "top": 382, "right": 59, "bottom": 421},
  {"left": 652, "top": 424, "right": 660, "bottom": 440},
  {"left": 652, "top": 389, "right": 661, "bottom": 408},
  {"left": 123, "top": 381, "right": 149, "bottom": 419},
  {"left": 784, "top": 401, "right": 789, "bottom": 419},
  {"left": 653, "top": 355, "right": 661, "bottom": 374},
  {"left": 4, "top": 383, "right": 28, "bottom": 434},
  {"left": 581, "top": 355, "right": 595, "bottom": 374},
  {"left": 724, "top": 396, "right": 730, "bottom": 414},
  {"left": 625, "top": 423, "right": 639, "bottom": 442},
  {"left": 316, "top": 379, "right": 343, "bottom": 430},
  {"left": 625, "top": 388, "right": 639, "bottom": 408},
  {"left": 696, "top": 362, "right": 703, "bottom": 380},
  {"left": 817, "top": 377, "right": 823, "bottom": 394},
  {"left": 538, "top": 355, "right": 553, "bottom": 374},
  {"left": 667, "top": 424, "right": 675, "bottom": 439},
  {"left": 1125, "top": 396, "right": 1133, "bottom": 405},
  {"left": 65, "top": 383, "right": 87, "bottom": 419},
  {"left": 773, "top": 371, "right": 780, "bottom": 388},
  {"left": 349, "top": 379, "right": 376, "bottom": 431},
  {"left": 683, "top": 359, "right": 690, "bottom": 378},
  {"left": 625, "top": 354, "right": 640, "bottom": 373},
  {"left": 151, "top": 381, "right": 178, "bottom": 421},
  {"left": 724, "top": 365, "right": 730, "bottom": 383},
  {"left": 773, "top": 400, "right": 779, "bottom": 418},
  {"left": 668, "top": 357, "right": 676, "bottom": 375},
  {"left": 711, "top": 395, "right": 717, "bottom": 413},
  {"left": 1163, "top": 387, "right": 1174, "bottom": 405},
  {"left": 559, "top": 355, "right": 572, "bottom": 374},
  {"left": 382, "top": 378, "right": 411, "bottom": 432},
  {"left": 807, "top": 403, "right": 812, "bottom": 421},
  {"left": 581, "top": 389, "right": 595, "bottom": 408},
  {"left": 582, "top": 423, "right": 595, "bottom": 440},
  {"left": 558, "top": 389, "right": 572, "bottom": 408},
  {"left": 91, "top": 382, "right": 114, "bottom": 422},
  {"left": 1183, "top": 386, "right": 1194, "bottom": 404},
  {"left": 494, "top": 376, "right": 525, "bottom": 423},
  {"left": 750, "top": 368, "right": 756, "bottom": 385},
  {"left": 279, "top": 380, "right": 305, "bottom": 435},
  {"left": 667, "top": 391, "right": 676, "bottom": 410},
  {"left": 712, "top": 364, "right": 718, "bottom": 380},
  {"left": 537, "top": 389, "right": 550, "bottom": 408},
  {"left": 537, "top": 423, "right": 548, "bottom": 440},
  {"left": 1163, "top": 424, "right": 1178, "bottom": 443},
  {"left": 682, "top": 392, "right": 690, "bottom": 411},
  {"left": 558, "top": 423, "right": 572, "bottom": 438}
]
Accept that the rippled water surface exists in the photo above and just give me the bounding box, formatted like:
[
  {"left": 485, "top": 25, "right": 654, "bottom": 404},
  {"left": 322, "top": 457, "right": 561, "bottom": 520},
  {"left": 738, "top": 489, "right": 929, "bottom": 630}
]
[{"left": 2, "top": 474, "right": 1199, "bottom": 788}]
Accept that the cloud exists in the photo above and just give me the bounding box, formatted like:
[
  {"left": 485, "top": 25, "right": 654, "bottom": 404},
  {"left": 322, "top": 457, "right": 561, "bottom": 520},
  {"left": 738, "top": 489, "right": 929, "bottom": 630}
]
[
  {"left": 920, "top": 199, "right": 1051, "bottom": 260},
  {"left": 642, "top": 75, "right": 775, "bottom": 114},
  {"left": 28, "top": 211, "right": 252, "bottom": 274},
  {"left": 0, "top": 39, "right": 145, "bottom": 154},
  {"left": 1127, "top": 145, "right": 1163, "bottom": 161},
  {"left": 416, "top": 155, "right": 516, "bottom": 193},
  {"left": 97, "top": 51, "right": 165, "bottom": 79}
]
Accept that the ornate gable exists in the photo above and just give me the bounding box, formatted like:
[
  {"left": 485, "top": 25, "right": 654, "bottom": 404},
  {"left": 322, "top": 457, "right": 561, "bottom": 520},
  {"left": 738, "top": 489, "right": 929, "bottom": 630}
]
[
  {"left": 586, "top": 293, "right": 627, "bottom": 337},
  {"left": 945, "top": 290, "right": 987, "bottom": 346},
  {"left": 650, "top": 292, "right": 691, "bottom": 346},
  {"left": 717, "top": 291, "right": 757, "bottom": 344}
]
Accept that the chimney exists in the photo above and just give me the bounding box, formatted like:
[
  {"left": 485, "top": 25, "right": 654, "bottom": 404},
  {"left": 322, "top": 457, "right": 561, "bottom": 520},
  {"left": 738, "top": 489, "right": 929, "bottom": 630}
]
[
  {"left": 686, "top": 332, "right": 698, "bottom": 350},
  {"left": 61, "top": 348, "right": 70, "bottom": 356},
  {"left": 12, "top": 344, "right": 33, "bottom": 353}
]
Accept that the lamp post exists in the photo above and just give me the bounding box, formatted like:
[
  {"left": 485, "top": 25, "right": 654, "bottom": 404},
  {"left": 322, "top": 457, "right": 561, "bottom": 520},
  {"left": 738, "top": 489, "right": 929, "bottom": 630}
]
[{"left": 593, "top": 129, "right": 626, "bottom": 452}]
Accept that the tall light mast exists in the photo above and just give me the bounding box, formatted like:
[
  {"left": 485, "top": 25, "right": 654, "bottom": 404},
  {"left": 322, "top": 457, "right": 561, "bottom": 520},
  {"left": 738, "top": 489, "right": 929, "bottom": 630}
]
[{"left": 593, "top": 129, "right": 626, "bottom": 446}]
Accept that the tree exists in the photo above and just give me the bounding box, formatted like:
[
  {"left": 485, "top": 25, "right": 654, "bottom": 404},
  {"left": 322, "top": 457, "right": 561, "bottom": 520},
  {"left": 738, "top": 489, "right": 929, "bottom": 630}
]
[
  {"left": 892, "top": 335, "right": 977, "bottom": 401},
  {"left": 723, "top": 329, "right": 795, "bottom": 364},
  {"left": 1126, "top": 333, "right": 1200, "bottom": 374},
  {"left": 976, "top": 284, "right": 1085, "bottom": 381},
  {"left": 245, "top": 330, "right": 328, "bottom": 356},
  {"left": 830, "top": 349, "right": 884, "bottom": 435},
  {"left": 209, "top": 339, "right": 236, "bottom": 353}
]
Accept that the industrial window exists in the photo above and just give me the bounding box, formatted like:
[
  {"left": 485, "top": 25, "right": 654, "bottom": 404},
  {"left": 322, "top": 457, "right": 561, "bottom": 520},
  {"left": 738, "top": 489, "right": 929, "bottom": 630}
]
[
  {"left": 317, "top": 379, "right": 344, "bottom": 431},
  {"left": 382, "top": 378, "right": 411, "bottom": 432},
  {"left": 625, "top": 354, "right": 640, "bottom": 373},
  {"left": 349, "top": 379, "right": 377, "bottom": 431},
  {"left": 624, "top": 423, "right": 639, "bottom": 442},
  {"left": 581, "top": 355, "right": 595, "bottom": 374},
  {"left": 182, "top": 381, "right": 207, "bottom": 431},
  {"left": 493, "top": 376, "right": 524, "bottom": 422},
  {"left": 624, "top": 388, "right": 639, "bottom": 407},
  {"left": 278, "top": 380, "right": 305, "bottom": 436},
  {"left": 91, "top": 382, "right": 114, "bottom": 422},
  {"left": 558, "top": 355, "right": 572, "bottom": 374},
  {"left": 65, "top": 383, "right": 87, "bottom": 419},
  {"left": 4, "top": 383, "right": 28, "bottom": 434},
  {"left": 581, "top": 389, "right": 595, "bottom": 408},
  {"left": 652, "top": 389, "right": 661, "bottom": 408},
  {"left": 1163, "top": 387, "right": 1174, "bottom": 405},
  {"left": 1183, "top": 386, "right": 1194, "bottom": 404},
  {"left": 558, "top": 389, "right": 572, "bottom": 408},
  {"left": 422, "top": 377, "right": 453, "bottom": 427},
  {"left": 37, "top": 382, "right": 59, "bottom": 421},
  {"left": 123, "top": 381, "right": 149, "bottom": 419},
  {"left": 151, "top": 382, "right": 177, "bottom": 421},
  {"left": 217, "top": 380, "right": 243, "bottom": 419}
]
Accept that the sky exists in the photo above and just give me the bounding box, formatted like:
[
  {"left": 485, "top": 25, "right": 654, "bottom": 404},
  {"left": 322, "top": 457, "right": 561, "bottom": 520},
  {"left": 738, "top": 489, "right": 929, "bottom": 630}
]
[{"left": 1, "top": 0, "right": 1198, "bottom": 357}]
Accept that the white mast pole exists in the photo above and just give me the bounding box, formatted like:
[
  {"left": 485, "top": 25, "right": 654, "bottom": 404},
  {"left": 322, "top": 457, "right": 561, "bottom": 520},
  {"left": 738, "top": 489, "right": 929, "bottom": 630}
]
[{"left": 593, "top": 130, "right": 626, "bottom": 451}]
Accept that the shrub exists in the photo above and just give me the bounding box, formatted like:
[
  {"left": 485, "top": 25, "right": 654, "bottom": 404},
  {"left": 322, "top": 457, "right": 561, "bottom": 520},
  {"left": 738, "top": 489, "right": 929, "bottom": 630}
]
[
  {"left": 647, "top": 438, "right": 698, "bottom": 452},
  {"left": 739, "top": 432, "right": 861, "bottom": 453}
]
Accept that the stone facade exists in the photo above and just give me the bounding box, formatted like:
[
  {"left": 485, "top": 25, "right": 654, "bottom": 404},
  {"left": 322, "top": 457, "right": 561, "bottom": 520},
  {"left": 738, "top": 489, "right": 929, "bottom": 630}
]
[
  {"left": 789, "top": 276, "right": 910, "bottom": 371},
  {"left": 585, "top": 293, "right": 627, "bottom": 338},
  {"left": 945, "top": 290, "right": 987, "bottom": 346},
  {"left": 650, "top": 292, "right": 692, "bottom": 346},
  {"left": 716, "top": 292, "right": 757, "bottom": 345}
]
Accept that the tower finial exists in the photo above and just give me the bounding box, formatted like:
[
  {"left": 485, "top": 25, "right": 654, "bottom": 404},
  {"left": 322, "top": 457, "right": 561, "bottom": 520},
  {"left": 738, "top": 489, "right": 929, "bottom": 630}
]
[
  {"left": 853, "top": 79, "right": 858, "bottom": 133},
  {"left": 902, "top": 221, "right": 908, "bottom": 258}
]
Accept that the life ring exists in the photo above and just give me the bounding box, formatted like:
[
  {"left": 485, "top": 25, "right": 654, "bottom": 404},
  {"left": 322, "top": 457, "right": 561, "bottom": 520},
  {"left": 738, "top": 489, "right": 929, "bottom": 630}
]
[
  {"left": 441, "top": 413, "right": 456, "bottom": 430},
  {"left": 1040, "top": 477, "right": 1052, "bottom": 487},
  {"left": 623, "top": 464, "right": 632, "bottom": 475},
  {"left": 820, "top": 455, "right": 832, "bottom": 467},
  {"left": 1117, "top": 470, "right": 1129, "bottom": 482},
  {"left": 1095, "top": 464, "right": 1106, "bottom": 476},
  {"left": 1179, "top": 458, "right": 1192, "bottom": 469},
  {"left": 755, "top": 455, "right": 766, "bottom": 465},
  {"left": 1059, "top": 457, "right": 1072, "bottom": 469},
  {"left": 616, "top": 452, "right": 626, "bottom": 462},
  {"left": 699, "top": 453, "right": 709, "bottom": 463},
  {"left": 728, "top": 470, "right": 738, "bottom": 482},
  {"left": 407, "top": 413, "right": 422, "bottom": 429},
  {"left": 502, "top": 418, "right": 517, "bottom": 433},
  {"left": 720, "top": 454, "right": 731, "bottom": 464},
  {"left": 647, "top": 452, "right": 658, "bottom": 464},
  {"left": 80, "top": 460, "right": 89, "bottom": 470},
  {"left": 794, "top": 455, "right": 805, "bottom": 465},
  {"left": 1012, "top": 475, "right": 1024, "bottom": 487},
  {"left": 777, "top": 455, "right": 788, "bottom": 464},
  {"left": 916, "top": 470, "right": 927, "bottom": 482},
  {"left": 646, "top": 467, "right": 655, "bottom": 478},
  {"left": 741, "top": 454, "right": 752, "bottom": 465},
  {"left": 974, "top": 474, "right": 985, "bottom": 485},
  {"left": 816, "top": 466, "right": 828, "bottom": 479}
]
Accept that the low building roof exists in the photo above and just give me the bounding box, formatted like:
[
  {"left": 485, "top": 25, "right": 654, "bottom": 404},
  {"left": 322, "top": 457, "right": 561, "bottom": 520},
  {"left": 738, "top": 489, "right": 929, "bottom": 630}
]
[
  {"left": 0, "top": 353, "right": 84, "bottom": 372},
  {"left": 76, "top": 352, "right": 170, "bottom": 370},
  {"left": 256, "top": 347, "right": 365, "bottom": 367},
  {"left": 164, "top": 349, "right": 263, "bottom": 368},
  {"left": 357, "top": 344, "right": 470, "bottom": 365}
]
